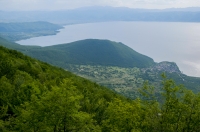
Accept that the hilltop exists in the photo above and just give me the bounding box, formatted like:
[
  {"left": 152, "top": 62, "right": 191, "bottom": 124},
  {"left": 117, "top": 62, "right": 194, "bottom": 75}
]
[
  {"left": 27, "top": 39, "right": 155, "bottom": 68},
  {"left": 0, "top": 38, "right": 155, "bottom": 68}
]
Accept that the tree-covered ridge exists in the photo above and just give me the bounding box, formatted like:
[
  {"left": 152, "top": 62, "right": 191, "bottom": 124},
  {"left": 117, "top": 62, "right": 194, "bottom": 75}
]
[
  {"left": 0, "top": 21, "right": 63, "bottom": 41},
  {"left": 24, "top": 39, "right": 155, "bottom": 68},
  {"left": 1, "top": 46, "right": 200, "bottom": 131}
]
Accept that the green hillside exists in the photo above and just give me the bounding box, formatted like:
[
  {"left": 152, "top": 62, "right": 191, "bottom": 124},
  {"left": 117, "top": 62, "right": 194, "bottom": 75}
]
[
  {"left": 0, "top": 36, "right": 34, "bottom": 49},
  {"left": 0, "top": 37, "right": 200, "bottom": 99},
  {"left": 0, "top": 45, "right": 123, "bottom": 131},
  {"left": 0, "top": 21, "right": 63, "bottom": 41},
  {"left": 24, "top": 39, "right": 156, "bottom": 68},
  {"left": 0, "top": 36, "right": 42, "bottom": 54},
  {"left": 1, "top": 46, "right": 200, "bottom": 131}
]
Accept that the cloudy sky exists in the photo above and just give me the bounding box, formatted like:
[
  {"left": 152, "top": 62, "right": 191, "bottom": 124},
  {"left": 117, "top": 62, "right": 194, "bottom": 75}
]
[{"left": 0, "top": 0, "right": 200, "bottom": 11}]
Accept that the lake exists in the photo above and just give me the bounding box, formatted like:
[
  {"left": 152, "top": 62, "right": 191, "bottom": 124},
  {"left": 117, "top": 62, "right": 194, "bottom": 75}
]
[{"left": 16, "top": 21, "right": 200, "bottom": 77}]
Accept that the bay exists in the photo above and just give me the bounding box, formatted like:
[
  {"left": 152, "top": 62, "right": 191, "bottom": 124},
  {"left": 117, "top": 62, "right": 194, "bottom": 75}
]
[{"left": 16, "top": 21, "right": 200, "bottom": 77}]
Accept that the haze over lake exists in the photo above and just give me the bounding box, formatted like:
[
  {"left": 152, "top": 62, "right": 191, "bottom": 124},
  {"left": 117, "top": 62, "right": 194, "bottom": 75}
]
[{"left": 17, "top": 21, "right": 200, "bottom": 77}]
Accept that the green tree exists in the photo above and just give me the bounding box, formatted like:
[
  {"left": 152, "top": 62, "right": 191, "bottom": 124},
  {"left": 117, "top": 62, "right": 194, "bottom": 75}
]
[
  {"left": 15, "top": 79, "right": 100, "bottom": 132},
  {"left": 102, "top": 98, "right": 142, "bottom": 132}
]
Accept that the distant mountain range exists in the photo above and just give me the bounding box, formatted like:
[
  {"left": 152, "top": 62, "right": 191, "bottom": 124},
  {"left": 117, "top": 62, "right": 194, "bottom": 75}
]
[
  {"left": 0, "top": 36, "right": 200, "bottom": 98},
  {"left": 1, "top": 6, "right": 200, "bottom": 24}
]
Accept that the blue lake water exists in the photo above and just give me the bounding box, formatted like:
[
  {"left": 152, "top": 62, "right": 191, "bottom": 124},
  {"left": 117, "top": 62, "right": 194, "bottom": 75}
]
[{"left": 16, "top": 21, "right": 200, "bottom": 77}]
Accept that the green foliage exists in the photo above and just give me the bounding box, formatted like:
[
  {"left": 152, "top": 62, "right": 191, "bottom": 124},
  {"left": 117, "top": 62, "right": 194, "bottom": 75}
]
[
  {"left": 15, "top": 79, "right": 99, "bottom": 131},
  {"left": 138, "top": 74, "right": 200, "bottom": 131},
  {"left": 0, "top": 46, "right": 124, "bottom": 131},
  {"left": 102, "top": 98, "right": 142, "bottom": 132}
]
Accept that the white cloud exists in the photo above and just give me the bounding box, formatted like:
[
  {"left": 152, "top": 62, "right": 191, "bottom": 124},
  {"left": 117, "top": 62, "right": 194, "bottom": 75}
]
[
  {"left": 0, "top": 0, "right": 200, "bottom": 11},
  {"left": 182, "top": 60, "right": 200, "bottom": 77}
]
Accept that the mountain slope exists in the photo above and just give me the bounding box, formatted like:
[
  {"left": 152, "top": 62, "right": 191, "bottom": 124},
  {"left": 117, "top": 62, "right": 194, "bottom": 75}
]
[
  {"left": 0, "top": 36, "right": 41, "bottom": 52},
  {"left": 0, "top": 45, "right": 127, "bottom": 131},
  {"left": 25, "top": 39, "right": 155, "bottom": 68}
]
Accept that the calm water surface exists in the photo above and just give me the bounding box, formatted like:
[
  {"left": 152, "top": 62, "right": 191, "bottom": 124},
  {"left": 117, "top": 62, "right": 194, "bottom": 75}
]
[{"left": 17, "top": 22, "right": 200, "bottom": 77}]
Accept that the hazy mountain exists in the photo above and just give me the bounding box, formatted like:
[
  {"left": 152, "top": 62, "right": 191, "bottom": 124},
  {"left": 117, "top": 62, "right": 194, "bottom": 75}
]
[
  {"left": 1, "top": 6, "right": 200, "bottom": 24},
  {"left": 0, "top": 21, "right": 63, "bottom": 41},
  {"left": 162, "top": 7, "right": 200, "bottom": 12}
]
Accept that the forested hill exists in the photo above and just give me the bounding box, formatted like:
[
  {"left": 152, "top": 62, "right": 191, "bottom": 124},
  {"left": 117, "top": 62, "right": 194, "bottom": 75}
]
[
  {"left": 24, "top": 39, "right": 156, "bottom": 68},
  {"left": 0, "top": 45, "right": 124, "bottom": 131},
  {"left": 0, "top": 36, "right": 28, "bottom": 49},
  {"left": 0, "top": 38, "right": 155, "bottom": 68},
  {"left": 0, "top": 21, "right": 63, "bottom": 41},
  {"left": 1, "top": 46, "right": 200, "bottom": 131},
  {"left": 0, "top": 36, "right": 41, "bottom": 52}
]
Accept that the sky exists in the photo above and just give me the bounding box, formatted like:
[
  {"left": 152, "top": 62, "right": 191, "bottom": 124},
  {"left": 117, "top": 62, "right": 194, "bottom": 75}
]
[{"left": 0, "top": 0, "right": 200, "bottom": 11}]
